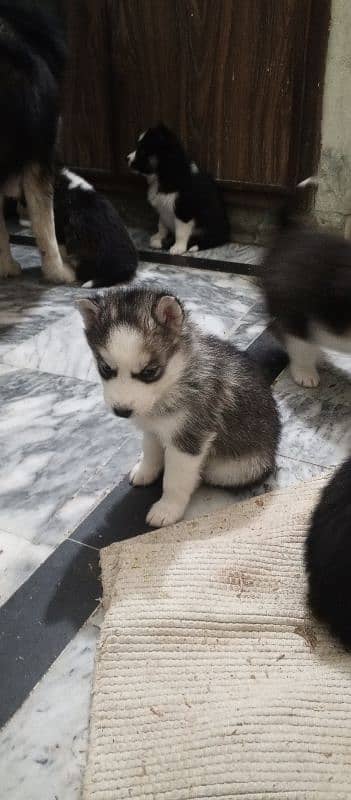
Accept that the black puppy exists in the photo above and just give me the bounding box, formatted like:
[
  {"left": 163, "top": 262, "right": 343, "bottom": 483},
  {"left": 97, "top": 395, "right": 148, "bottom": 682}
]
[
  {"left": 54, "top": 168, "right": 137, "bottom": 287},
  {"left": 127, "top": 123, "right": 230, "bottom": 254},
  {"left": 260, "top": 178, "right": 351, "bottom": 388},
  {"left": 305, "top": 459, "right": 351, "bottom": 649}
]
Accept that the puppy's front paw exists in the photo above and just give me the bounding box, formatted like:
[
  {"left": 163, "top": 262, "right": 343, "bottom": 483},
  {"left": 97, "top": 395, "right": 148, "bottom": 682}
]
[
  {"left": 290, "top": 364, "right": 320, "bottom": 388},
  {"left": 146, "top": 498, "right": 184, "bottom": 528},
  {"left": 130, "top": 460, "right": 161, "bottom": 487},
  {"left": 169, "top": 243, "right": 187, "bottom": 256},
  {"left": 150, "top": 233, "right": 163, "bottom": 249},
  {"left": 0, "top": 257, "right": 22, "bottom": 278}
]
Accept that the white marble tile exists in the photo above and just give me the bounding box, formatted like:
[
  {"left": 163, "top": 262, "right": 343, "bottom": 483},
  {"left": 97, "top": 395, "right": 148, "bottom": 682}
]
[
  {"left": 3, "top": 305, "right": 231, "bottom": 382},
  {"left": 3, "top": 270, "right": 263, "bottom": 381},
  {"left": 137, "top": 262, "right": 260, "bottom": 321},
  {"left": 275, "top": 364, "right": 351, "bottom": 467},
  {"left": 0, "top": 362, "right": 17, "bottom": 376},
  {"left": 0, "top": 529, "right": 52, "bottom": 606},
  {"left": 0, "top": 368, "right": 138, "bottom": 546},
  {"left": 0, "top": 260, "right": 74, "bottom": 352},
  {"left": 191, "top": 241, "right": 265, "bottom": 265},
  {"left": 3, "top": 310, "right": 98, "bottom": 383},
  {"left": 186, "top": 305, "right": 233, "bottom": 338},
  {"left": 48, "top": 429, "right": 141, "bottom": 546},
  {"left": 228, "top": 300, "right": 268, "bottom": 349},
  {"left": 0, "top": 607, "right": 102, "bottom": 800},
  {"left": 10, "top": 244, "right": 40, "bottom": 271},
  {"left": 130, "top": 227, "right": 265, "bottom": 265}
]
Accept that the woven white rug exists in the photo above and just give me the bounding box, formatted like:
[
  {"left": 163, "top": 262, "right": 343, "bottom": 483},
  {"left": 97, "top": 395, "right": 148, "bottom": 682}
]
[{"left": 84, "top": 476, "right": 351, "bottom": 800}]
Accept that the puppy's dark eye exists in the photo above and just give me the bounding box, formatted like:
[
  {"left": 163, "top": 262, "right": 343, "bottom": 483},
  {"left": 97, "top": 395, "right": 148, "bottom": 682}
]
[
  {"left": 136, "top": 365, "right": 163, "bottom": 383},
  {"left": 97, "top": 358, "right": 117, "bottom": 380}
]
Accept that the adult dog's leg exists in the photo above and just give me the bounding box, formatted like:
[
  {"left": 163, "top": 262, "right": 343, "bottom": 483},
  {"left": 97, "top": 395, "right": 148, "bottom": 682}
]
[
  {"left": 0, "top": 195, "right": 21, "bottom": 277},
  {"left": 23, "top": 165, "right": 75, "bottom": 284}
]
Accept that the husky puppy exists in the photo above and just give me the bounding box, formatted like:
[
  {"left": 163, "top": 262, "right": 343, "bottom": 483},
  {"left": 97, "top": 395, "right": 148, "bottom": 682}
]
[
  {"left": 260, "top": 178, "right": 351, "bottom": 387},
  {"left": 305, "top": 458, "right": 351, "bottom": 649},
  {"left": 126, "top": 124, "right": 230, "bottom": 255},
  {"left": 78, "top": 287, "right": 280, "bottom": 527},
  {"left": 54, "top": 168, "right": 138, "bottom": 287}
]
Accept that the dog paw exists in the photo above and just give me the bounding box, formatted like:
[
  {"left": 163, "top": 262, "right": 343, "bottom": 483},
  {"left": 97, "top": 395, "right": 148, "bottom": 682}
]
[
  {"left": 130, "top": 460, "right": 161, "bottom": 487},
  {"left": 150, "top": 233, "right": 163, "bottom": 249},
  {"left": 290, "top": 364, "right": 320, "bottom": 388},
  {"left": 169, "top": 243, "right": 187, "bottom": 256},
  {"left": 0, "top": 258, "right": 22, "bottom": 278},
  {"left": 146, "top": 498, "right": 184, "bottom": 528},
  {"left": 188, "top": 244, "right": 199, "bottom": 253},
  {"left": 43, "top": 261, "right": 76, "bottom": 284}
]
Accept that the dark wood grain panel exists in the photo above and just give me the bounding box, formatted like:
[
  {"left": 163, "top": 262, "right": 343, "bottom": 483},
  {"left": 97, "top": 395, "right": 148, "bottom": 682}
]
[
  {"left": 109, "top": 0, "right": 314, "bottom": 188},
  {"left": 61, "top": 0, "right": 114, "bottom": 171},
  {"left": 60, "top": 0, "right": 330, "bottom": 198},
  {"left": 107, "top": 0, "right": 180, "bottom": 171}
]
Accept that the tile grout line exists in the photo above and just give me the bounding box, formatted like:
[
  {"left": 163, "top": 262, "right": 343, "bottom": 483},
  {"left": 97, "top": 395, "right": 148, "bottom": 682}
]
[{"left": 68, "top": 538, "right": 100, "bottom": 552}]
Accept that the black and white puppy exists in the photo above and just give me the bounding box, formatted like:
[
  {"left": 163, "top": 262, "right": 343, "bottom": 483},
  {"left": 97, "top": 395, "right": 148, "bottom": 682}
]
[
  {"left": 260, "top": 178, "right": 351, "bottom": 387},
  {"left": 305, "top": 459, "right": 351, "bottom": 649},
  {"left": 0, "top": 1, "right": 74, "bottom": 282},
  {"left": 127, "top": 124, "right": 230, "bottom": 255},
  {"left": 54, "top": 168, "right": 138, "bottom": 287},
  {"left": 78, "top": 287, "right": 280, "bottom": 528}
]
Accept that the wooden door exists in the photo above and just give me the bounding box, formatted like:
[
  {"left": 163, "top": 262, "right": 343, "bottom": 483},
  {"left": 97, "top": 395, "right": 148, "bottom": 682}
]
[
  {"left": 61, "top": 0, "right": 330, "bottom": 201},
  {"left": 61, "top": 1, "right": 115, "bottom": 176}
]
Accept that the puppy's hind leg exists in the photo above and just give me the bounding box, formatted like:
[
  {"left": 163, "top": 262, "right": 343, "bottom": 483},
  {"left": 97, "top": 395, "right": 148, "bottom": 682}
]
[
  {"left": 0, "top": 195, "right": 21, "bottom": 277},
  {"left": 203, "top": 453, "right": 273, "bottom": 488},
  {"left": 150, "top": 218, "right": 169, "bottom": 249},
  {"left": 23, "top": 165, "right": 75, "bottom": 284}
]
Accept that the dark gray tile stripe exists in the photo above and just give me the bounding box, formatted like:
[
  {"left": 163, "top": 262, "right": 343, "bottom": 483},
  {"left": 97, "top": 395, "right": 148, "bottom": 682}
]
[
  {"left": 137, "top": 249, "right": 256, "bottom": 275},
  {"left": 0, "top": 478, "right": 162, "bottom": 727},
  {"left": 0, "top": 539, "right": 100, "bottom": 728},
  {"left": 9, "top": 233, "right": 257, "bottom": 276},
  {"left": 248, "top": 325, "right": 289, "bottom": 383}
]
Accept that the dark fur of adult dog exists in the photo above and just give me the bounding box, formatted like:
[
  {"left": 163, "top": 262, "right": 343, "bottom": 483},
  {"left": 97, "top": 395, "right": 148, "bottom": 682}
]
[
  {"left": 305, "top": 459, "right": 351, "bottom": 649},
  {"left": 0, "top": 1, "right": 74, "bottom": 282},
  {"left": 260, "top": 178, "right": 351, "bottom": 388},
  {"left": 127, "top": 124, "right": 230, "bottom": 255},
  {"left": 54, "top": 168, "right": 138, "bottom": 287}
]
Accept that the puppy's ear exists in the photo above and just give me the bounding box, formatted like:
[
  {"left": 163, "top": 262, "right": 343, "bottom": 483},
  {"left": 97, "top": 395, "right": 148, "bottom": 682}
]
[
  {"left": 76, "top": 297, "right": 101, "bottom": 330},
  {"left": 154, "top": 295, "right": 183, "bottom": 333}
]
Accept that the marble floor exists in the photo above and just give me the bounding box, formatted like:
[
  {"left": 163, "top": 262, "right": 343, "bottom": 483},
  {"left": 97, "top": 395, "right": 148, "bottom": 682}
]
[{"left": 1, "top": 242, "right": 351, "bottom": 799}]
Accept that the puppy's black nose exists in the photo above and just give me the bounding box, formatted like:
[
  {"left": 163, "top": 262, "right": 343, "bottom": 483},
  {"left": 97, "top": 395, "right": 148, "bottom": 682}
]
[{"left": 113, "top": 406, "right": 132, "bottom": 418}]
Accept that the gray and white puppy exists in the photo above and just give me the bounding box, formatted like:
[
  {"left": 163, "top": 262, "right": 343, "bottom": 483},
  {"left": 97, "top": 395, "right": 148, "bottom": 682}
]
[{"left": 78, "top": 288, "right": 280, "bottom": 528}]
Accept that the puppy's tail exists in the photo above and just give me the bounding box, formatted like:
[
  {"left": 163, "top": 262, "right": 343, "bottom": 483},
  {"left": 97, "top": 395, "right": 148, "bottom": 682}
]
[{"left": 277, "top": 176, "right": 318, "bottom": 228}]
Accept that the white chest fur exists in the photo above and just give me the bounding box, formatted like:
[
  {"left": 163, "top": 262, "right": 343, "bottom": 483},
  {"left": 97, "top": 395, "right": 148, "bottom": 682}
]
[
  {"left": 135, "top": 411, "right": 185, "bottom": 446},
  {"left": 148, "top": 179, "right": 177, "bottom": 232}
]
